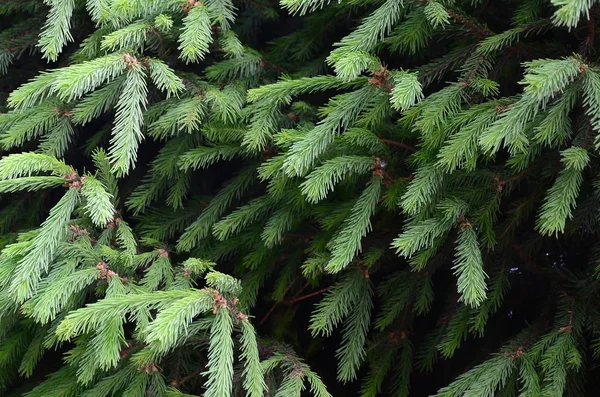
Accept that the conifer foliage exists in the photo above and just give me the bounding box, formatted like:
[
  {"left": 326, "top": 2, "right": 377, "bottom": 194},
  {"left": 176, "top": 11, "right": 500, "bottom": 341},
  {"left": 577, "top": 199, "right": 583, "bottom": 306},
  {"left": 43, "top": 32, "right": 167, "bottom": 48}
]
[{"left": 3, "top": 0, "right": 600, "bottom": 395}]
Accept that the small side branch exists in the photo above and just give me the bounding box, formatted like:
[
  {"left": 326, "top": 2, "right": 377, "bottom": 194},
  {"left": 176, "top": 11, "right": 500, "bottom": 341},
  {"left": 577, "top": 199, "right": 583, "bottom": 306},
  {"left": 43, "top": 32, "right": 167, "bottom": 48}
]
[
  {"left": 379, "top": 138, "right": 418, "bottom": 153},
  {"left": 288, "top": 287, "right": 331, "bottom": 303}
]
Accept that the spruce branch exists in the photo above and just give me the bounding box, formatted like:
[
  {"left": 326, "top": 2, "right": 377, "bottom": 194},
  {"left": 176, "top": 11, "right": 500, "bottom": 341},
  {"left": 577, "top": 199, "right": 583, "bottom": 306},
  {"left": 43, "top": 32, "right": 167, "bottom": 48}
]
[
  {"left": 326, "top": 177, "right": 382, "bottom": 273},
  {"left": 108, "top": 56, "right": 148, "bottom": 176},
  {"left": 178, "top": 3, "right": 213, "bottom": 63},
  {"left": 551, "top": 0, "right": 595, "bottom": 28},
  {"left": 453, "top": 224, "right": 488, "bottom": 308},
  {"left": 537, "top": 146, "right": 589, "bottom": 236},
  {"left": 38, "top": 0, "right": 75, "bottom": 61}
]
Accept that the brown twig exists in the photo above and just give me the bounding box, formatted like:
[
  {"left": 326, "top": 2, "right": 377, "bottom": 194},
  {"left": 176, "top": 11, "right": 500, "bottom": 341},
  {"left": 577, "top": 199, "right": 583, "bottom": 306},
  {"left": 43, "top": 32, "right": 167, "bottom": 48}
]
[
  {"left": 498, "top": 199, "right": 531, "bottom": 239},
  {"left": 170, "top": 347, "right": 183, "bottom": 386},
  {"left": 511, "top": 241, "right": 549, "bottom": 279},
  {"left": 445, "top": 9, "right": 492, "bottom": 37},
  {"left": 498, "top": 165, "right": 533, "bottom": 187},
  {"left": 461, "top": 54, "right": 487, "bottom": 86},
  {"left": 288, "top": 287, "right": 331, "bottom": 304},
  {"left": 588, "top": 14, "right": 596, "bottom": 44},
  {"left": 178, "top": 367, "right": 204, "bottom": 385},
  {"left": 119, "top": 342, "right": 144, "bottom": 359},
  {"left": 290, "top": 282, "right": 309, "bottom": 300},
  {"left": 379, "top": 138, "right": 418, "bottom": 153},
  {"left": 259, "top": 277, "right": 298, "bottom": 326},
  {"left": 581, "top": 13, "right": 596, "bottom": 56},
  {"left": 150, "top": 28, "right": 165, "bottom": 58},
  {"left": 417, "top": 46, "right": 474, "bottom": 83},
  {"left": 260, "top": 283, "right": 332, "bottom": 325},
  {"left": 259, "top": 302, "right": 279, "bottom": 327},
  {"left": 261, "top": 58, "right": 287, "bottom": 74},
  {"left": 475, "top": 0, "right": 491, "bottom": 17},
  {"left": 559, "top": 291, "right": 576, "bottom": 333},
  {"left": 239, "top": 0, "right": 268, "bottom": 10}
]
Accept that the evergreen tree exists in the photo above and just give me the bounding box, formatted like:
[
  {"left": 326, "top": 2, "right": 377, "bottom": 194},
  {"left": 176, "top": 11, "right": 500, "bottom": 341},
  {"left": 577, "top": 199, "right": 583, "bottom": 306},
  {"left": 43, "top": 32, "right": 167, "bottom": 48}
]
[{"left": 3, "top": 0, "right": 600, "bottom": 395}]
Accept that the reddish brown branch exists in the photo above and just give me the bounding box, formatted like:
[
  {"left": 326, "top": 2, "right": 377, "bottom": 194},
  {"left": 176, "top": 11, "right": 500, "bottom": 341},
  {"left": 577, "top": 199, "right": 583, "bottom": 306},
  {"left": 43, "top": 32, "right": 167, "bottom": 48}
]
[
  {"left": 259, "top": 284, "right": 331, "bottom": 325},
  {"left": 445, "top": 9, "right": 491, "bottom": 37},
  {"left": 499, "top": 166, "right": 533, "bottom": 186},
  {"left": 150, "top": 28, "right": 165, "bottom": 57},
  {"left": 288, "top": 287, "right": 331, "bottom": 303},
  {"left": 462, "top": 55, "right": 486, "bottom": 85},
  {"left": 498, "top": 199, "right": 531, "bottom": 239},
  {"left": 259, "top": 303, "right": 279, "bottom": 327},
  {"left": 582, "top": 14, "right": 596, "bottom": 56},
  {"left": 178, "top": 368, "right": 204, "bottom": 385},
  {"left": 379, "top": 138, "right": 418, "bottom": 153},
  {"left": 239, "top": 0, "right": 268, "bottom": 9},
  {"left": 261, "top": 58, "right": 287, "bottom": 74},
  {"left": 259, "top": 277, "right": 298, "bottom": 326},
  {"left": 171, "top": 347, "right": 183, "bottom": 385},
  {"left": 559, "top": 291, "right": 576, "bottom": 333},
  {"left": 290, "top": 282, "right": 309, "bottom": 300},
  {"left": 511, "top": 241, "right": 549, "bottom": 279}
]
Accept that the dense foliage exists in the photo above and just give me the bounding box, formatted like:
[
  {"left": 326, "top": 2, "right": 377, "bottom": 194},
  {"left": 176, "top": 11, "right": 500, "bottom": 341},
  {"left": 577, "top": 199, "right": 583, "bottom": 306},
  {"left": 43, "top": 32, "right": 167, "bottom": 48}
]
[{"left": 2, "top": 0, "right": 600, "bottom": 395}]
